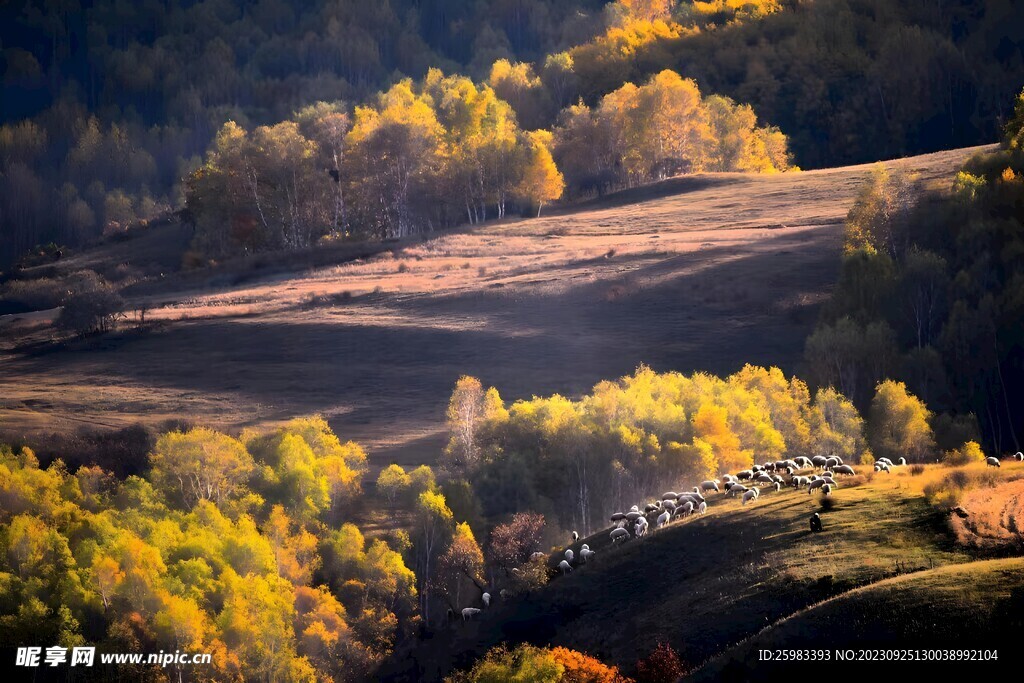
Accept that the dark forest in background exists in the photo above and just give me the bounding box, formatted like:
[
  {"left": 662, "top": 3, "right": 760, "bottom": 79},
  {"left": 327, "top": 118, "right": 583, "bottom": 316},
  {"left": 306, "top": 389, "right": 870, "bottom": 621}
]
[{"left": 2, "top": 0, "right": 1024, "bottom": 267}]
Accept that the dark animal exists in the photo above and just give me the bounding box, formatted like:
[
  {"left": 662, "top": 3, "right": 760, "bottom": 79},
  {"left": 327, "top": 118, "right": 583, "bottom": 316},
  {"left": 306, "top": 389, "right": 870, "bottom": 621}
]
[{"left": 810, "top": 513, "right": 823, "bottom": 533}]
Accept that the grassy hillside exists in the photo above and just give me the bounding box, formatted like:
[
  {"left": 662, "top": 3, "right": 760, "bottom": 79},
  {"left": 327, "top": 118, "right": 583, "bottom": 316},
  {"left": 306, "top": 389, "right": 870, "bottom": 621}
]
[
  {"left": 691, "top": 557, "right": 1023, "bottom": 680},
  {"left": 0, "top": 147, "right": 985, "bottom": 483},
  {"left": 382, "top": 460, "right": 1024, "bottom": 680}
]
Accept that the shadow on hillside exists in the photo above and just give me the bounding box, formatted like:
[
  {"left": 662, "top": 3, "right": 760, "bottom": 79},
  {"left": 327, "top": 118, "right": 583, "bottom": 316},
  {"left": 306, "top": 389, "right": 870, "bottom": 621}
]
[{"left": 2, "top": 228, "right": 840, "bottom": 463}]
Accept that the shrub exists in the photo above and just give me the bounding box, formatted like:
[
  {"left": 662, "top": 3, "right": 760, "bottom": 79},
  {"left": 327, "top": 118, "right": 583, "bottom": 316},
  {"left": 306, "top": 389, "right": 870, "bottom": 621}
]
[
  {"left": 819, "top": 496, "right": 836, "bottom": 512},
  {"left": 634, "top": 642, "right": 686, "bottom": 683},
  {"left": 909, "top": 463, "right": 925, "bottom": 476},
  {"left": 943, "top": 440, "right": 986, "bottom": 466},
  {"left": 56, "top": 273, "right": 124, "bottom": 335}
]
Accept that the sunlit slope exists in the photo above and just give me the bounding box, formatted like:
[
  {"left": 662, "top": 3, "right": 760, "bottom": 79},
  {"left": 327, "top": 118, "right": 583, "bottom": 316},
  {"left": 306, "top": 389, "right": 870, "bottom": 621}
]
[
  {"left": 0, "top": 147, "right": 990, "bottom": 476},
  {"left": 383, "top": 461, "right": 1024, "bottom": 680}
]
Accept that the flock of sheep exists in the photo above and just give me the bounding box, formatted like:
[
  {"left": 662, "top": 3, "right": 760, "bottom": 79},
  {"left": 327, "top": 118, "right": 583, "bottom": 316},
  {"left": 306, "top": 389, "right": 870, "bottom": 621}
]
[{"left": 455, "top": 450, "right": 1024, "bottom": 623}]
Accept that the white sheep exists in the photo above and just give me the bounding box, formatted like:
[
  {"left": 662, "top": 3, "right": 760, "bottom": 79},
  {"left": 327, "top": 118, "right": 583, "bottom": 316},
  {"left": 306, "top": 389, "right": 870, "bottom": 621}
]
[
  {"left": 811, "top": 455, "right": 828, "bottom": 467},
  {"left": 834, "top": 465, "right": 855, "bottom": 476},
  {"left": 1014, "top": 452, "right": 1023, "bottom": 462},
  {"left": 580, "top": 548, "right": 596, "bottom": 562},
  {"left": 482, "top": 592, "right": 491, "bottom": 608},
  {"left": 821, "top": 483, "right": 832, "bottom": 496},
  {"left": 572, "top": 531, "right": 579, "bottom": 542},
  {"left": 874, "top": 461, "right": 891, "bottom": 473},
  {"left": 634, "top": 518, "right": 648, "bottom": 537},
  {"left": 676, "top": 500, "right": 695, "bottom": 517},
  {"left": 755, "top": 473, "right": 775, "bottom": 484},
  {"left": 824, "top": 456, "right": 840, "bottom": 469},
  {"left": 808, "top": 479, "right": 826, "bottom": 493},
  {"left": 898, "top": 457, "right": 907, "bottom": 465},
  {"left": 697, "top": 501, "right": 707, "bottom": 514},
  {"left": 876, "top": 457, "right": 893, "bottom": 466},
  {"left": 462, "top": 607, "right": 481, "bottom": 621},
  {"left": 742, "top": 489, "right": 757, "bottom": 505},
  {"left": 772, "top": 481, "right": 781, "bottom": 492},
  {"left": 662, "top": 499, "right": 677, "bottom": 513},
  {"left": 565, "top": 549, "right": 574, "bottom": 563},
  {"left": 662, "top": 491, "right": 679, "bottom": 500},
  {"left": 750, "top": 486, "right": 760, "bottom": 498},
  {"left": 736, "top": 470, "right": 753, "bottom": 480},
  {"left": 657, "top": 510, "right": 671, "bottom": 528},
  {"left": 558, "top": 560, "right": 573, "bottom": 574},
  {"left": 630, "top": 505, "right": 640, "bottom": 512},
  {"left": 986, "top": 456, "right": 1001, "bottom": 468},
  {"left": 700, "top": 480, "right": 720, "bottom": 493},
  {"left": 610, "top": 527, "right": 629, "bottom": 543},
  {"left": 727, "top": 484, "right": 749, "bottom": 497}
]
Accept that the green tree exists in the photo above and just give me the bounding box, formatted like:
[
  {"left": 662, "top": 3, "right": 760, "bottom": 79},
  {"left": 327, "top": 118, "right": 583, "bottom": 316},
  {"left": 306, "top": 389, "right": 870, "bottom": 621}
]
[{"left": 867, "top": 380, "right": 935, "bottom": 462}]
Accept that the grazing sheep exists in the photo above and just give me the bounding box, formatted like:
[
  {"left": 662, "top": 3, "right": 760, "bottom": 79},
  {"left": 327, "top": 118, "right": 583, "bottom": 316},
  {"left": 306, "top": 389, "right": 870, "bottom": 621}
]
[
  {"left": 821, "top": 470, "right": 835, "bottom": 479},
  {"left": 580, "top": 548, "right": 596, "bottom": 562},
  {"left": 630, "top": 505, "right": 640, "bottom": 512},
  {"left": 1014, "top": 452, "right": 1023, "bottom": 462},
  {"left": 750, "top": 486, "right": 760, "bottom": 498},
  {"left": 610, "top": 512, "right": 626, "bottom": 523},
  {"left": 825, "top": 457, "right": 840, "bottom": 469},
  {"left": 821, "top": 476, "right": 837, "bottom": 487},
  {"left": 874, "top": 461, "right": 891, "bottom": 473},
  {"left": 626, "top": 511, "right": 643, "bottom": 522},
  {"left": 565, "top": 549, "right": 574, "bottom": 563},
  {"left": 755, "top": 474, "right": 775, "bottom": 484},
  {"left": 834, "top": 465, "right": 856, "bottom": 476},
  {"left": 897, "top": 457, "right": 907, "bottom": 465},
  {"left": 645, "top": 503, "right": 660, "bottom": 513},
  {"left": 808, "top": 479, "right": 826, "bottom": 493},
  {"left": 772, "top": 481, "right": 782, "bottom": 492},
  {"left": 834, "top": 456, "right": 845, "bottom": 465},
  {"left": 462, "top": 607, "right": 481, "bottom": 622},
  {"left": 763, "top": 462, "right": 776, "bottom": 472},
  {"left": 986, "top": 456, "right": 1001, "bottom": 468},
  {"left": 657, "top": 510, "right": 671, "bottom": 528},
  {"left": 727, "top": 484, "right": 749, "bottom": 497},
  {"left": 572, "top": 531, "right": 579, "bottom": 542},
  {"left": 877, "top": 457, "right": 893, "bottom": 466},
  {"left": 700, "top": 480, "right": 720, "bottom": 493},
  {"left": 724, "top": 482, "right": 737, "bottom": 492},
  {"left": 772, "top": 474, "right": 785, "bottom": 483},
  {"left": 811, "top": 455, "right": 828, "bottom": 467},
  {"left": 821, "top": 484, "right": 833, "bottom": 496},
  {"left": 698, "top": 501, "right": 707, "bottom": 514},
  {"left": 742, "top": 489, "right": 758, "bottom": 504},
  {"left": 610, "top": 527, "right": 630, "bottom": 543},
  {"left": 722, "top": 474, "right": 738, "bottom": 484},
  {"left": 792, "top": 475, "right": 810, "bottom": 488},
  {"left": 676, "top": 500, "right": 695, "bottom": 517},
  {"left": 558, "top": 560, "right": 573, "bottom": 574},
  {"left": 737, "top": 470, "right": 753, "bottom": 480},
  {"left": 662, "top": 499, "right": 677, "bottom": 513},
  {"left": 795, "top": 456, "right": 814, "bottom": 468},
  {"left": 634, "top": 518, "right": 648, "bottom": 537},
  {"left": 662, "top": 492, "right": 679, "bottom": 501},
  {"left": 482, "top": 592, "right": 491, "bottom": 608}
]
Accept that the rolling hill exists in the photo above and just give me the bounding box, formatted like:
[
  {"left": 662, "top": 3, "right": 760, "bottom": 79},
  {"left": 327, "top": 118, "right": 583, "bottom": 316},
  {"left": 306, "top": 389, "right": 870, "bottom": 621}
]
[
  {"left": 381, "top": 460, "right": 1024, "bottom": 680},
  {"left": 0, "top": 146, "right": 989, "bottom": 482}
]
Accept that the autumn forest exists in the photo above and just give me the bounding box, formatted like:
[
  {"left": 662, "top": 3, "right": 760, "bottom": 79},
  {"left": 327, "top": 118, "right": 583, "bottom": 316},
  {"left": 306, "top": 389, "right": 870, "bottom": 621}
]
[{"left": 2, "top": 1, "right": 1024, "bottom": 681}]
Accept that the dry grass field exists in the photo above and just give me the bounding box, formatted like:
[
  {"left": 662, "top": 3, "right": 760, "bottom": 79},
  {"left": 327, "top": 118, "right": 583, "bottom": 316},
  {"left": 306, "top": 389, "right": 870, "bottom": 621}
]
[{"left": 0, "top": 146, "right": 989, "bottom": 477}]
